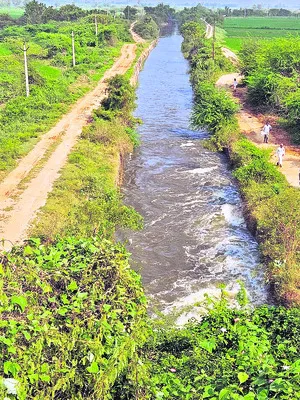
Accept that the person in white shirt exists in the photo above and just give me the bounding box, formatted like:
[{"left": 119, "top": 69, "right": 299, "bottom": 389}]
[
  {"left": 276, "top": 144, "right": 285, "bottom": 167},
  {"left": 233, "top": 78, "right": 238, "bottom": 92},
  {"left": 262, "top": 122, "right": 272, "bottom": 143}
]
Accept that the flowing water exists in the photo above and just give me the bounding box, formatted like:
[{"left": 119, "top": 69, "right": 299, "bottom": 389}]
[{"left": 119, "top": 32, "right": 269, "bottom": 319}]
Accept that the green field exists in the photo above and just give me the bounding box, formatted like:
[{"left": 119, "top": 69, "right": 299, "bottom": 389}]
[
  {"left": 0, "top": 7, "right": 24, "bottom": 18},
  {"left": 224, "top": 17, "right": 300, "bottom": 52}
]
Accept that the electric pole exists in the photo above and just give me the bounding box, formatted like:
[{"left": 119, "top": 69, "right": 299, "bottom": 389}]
[
  {"left": 95, "top": 15, "right": 98, "bottom": 37},
  {"left": 23, "top": 42, "right": 30, "bottom": 97},
  {"left": 71, "top": 31, "right": 76, "bottom": 67},
  {"left": 212, "top": 18, "right": 216, "bottom": 62}
]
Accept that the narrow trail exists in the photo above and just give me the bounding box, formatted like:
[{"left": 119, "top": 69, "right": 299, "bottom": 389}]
[
  {"left": 203, "top": 19, "right": 213, "bottom": 39},
  {"left": 216, "top": 72, "right": 300, "bottom": 188},
  {"left": 0, "top": 28, "right": 143, "bottom": 251}
]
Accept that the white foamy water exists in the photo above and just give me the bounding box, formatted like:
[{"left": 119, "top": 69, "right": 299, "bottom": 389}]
[
  {"left": 187, "top": 166, "right": 219, "bottom": 175},
  {"left": 221, "top": 203, "right": 245, "bottom": 227}
]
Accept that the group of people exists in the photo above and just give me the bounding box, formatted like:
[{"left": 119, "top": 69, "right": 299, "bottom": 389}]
[
  {"left": 261, "top": 122, "right": 285, "bottom": 167},
  {"left": 232, "top": 79, "right": 286, "bottom": 168}
]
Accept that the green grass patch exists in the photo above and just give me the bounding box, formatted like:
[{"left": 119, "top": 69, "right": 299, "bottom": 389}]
[
  {"left": 31, "top": 61, "right": 62, "bottom": 80},
  {"left": 0, "top": 44, "right": 12, "bottom": 56},
  {"left": 224, "top": 37, "right": 243, "bottom": 52},
  {"left": 31, "top": 119, "right": 142, "bottom": 240},
  {"left": 224, "top": 16, "right": 300, "bottom": 30},
  {"left": 223, "top": 17, "right": 300, "bottom": 49},
  {"left": 0, "top": 18, "right": 129, "bottom": 174},
  {"left": 0, "top": 6, "right": 24, "bottom": 18}
]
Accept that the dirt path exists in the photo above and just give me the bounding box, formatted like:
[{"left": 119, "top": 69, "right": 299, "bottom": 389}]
[
  {"left": 216, "top": 72, "right": 300, "bottom": 187},
  {"left": 221, "top": 47, "right": 239, "bottom": 65},
  {"left": 0, "top": 34, "right": 142, "bottom": 251},
  {"left": 203, "top": 20, "right": 213, "bottom": 39},
  {"left": 130, "top": 21, "right": 146, "bottom": 44}
]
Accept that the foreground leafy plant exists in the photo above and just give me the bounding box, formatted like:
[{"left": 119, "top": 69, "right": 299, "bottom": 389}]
[{"left": 0, "top": 237, "right": 150, "bottom": 399}]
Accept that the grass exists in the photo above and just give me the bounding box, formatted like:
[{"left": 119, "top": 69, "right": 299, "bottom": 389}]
[
  {"left": 223, "top": 17, "right": 300, "bottom": 52},
  {"left": 224, "top": 16, "right": 300, "bottom": 30},
  {"left": 0, "top": 6, "right": 24, "bottom": 18},
  {"left": 0, "top": 44, "right": 12, "bottom": 56},
  {"left": 0, "top": 18, "right": 130, "bottom": 176},
  {"left": 30, "top": 120, "right": 142, "bottom": 240},
  {"left": 224, "top": 37, "right": 243, "bottom": 52}
]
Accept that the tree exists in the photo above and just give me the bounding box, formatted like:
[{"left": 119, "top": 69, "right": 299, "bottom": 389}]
[
  {"left": 123, "top": 6, "right": 137, "bottom": 20},
  {"left": 24, "top": 0, "right": 47, "bottom": 24}
]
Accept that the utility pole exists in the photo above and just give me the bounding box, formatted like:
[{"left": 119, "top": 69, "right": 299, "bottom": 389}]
[
  {"left": 23, "top": 42, "right": 30, "bottom": 97},
  {"left": 95, "top": 15, "right": 98, "bottom": 37},
  {"left": 212, "top": 18, "right": 216, "bottom": 62},
  {"left": 71, "top": 31, "right": 76, "bottom": 67}
]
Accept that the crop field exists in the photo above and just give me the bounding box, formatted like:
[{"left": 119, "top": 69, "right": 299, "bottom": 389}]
[
  {"left": 0, "top": 7, "right": 24, "bottom": 18},
  {"left": 224, "top": 17, "right": 300, "bottom": 52}
]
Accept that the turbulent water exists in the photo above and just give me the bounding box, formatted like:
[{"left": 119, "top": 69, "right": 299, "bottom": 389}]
[{"left": 119, "top": 32, "right": 269, "bottom": 319}]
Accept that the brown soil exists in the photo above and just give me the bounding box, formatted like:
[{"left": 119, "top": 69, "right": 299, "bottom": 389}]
[
  {"left": 216, "top": 72, "right": 300, "bottom": 188},
  {"left": 0, "top": 29, "right": 144, "bottom": 251}
]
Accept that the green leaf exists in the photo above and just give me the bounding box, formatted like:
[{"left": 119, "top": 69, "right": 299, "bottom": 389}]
[
  {"left": 243, "top": 393, "right": 255, "bottom": 399},
  {"left": 4, "top": 361, "right": 21, "bottom": 377},
  {"left": 40, "top": 374, "right": 50, "bottom": 382},
  {"left": 203, "top": 385, "right": 215, "bottom": 398},
  {"left": 238, "top": 372, "right": 249, "bottom": 384},
  {"left": 23, "top": 245, "right": 34, "bottom": 256},
  {"left": 87, "top": 361, "right": 99, "bottom": 374},
  {"left": 11, "top": 295, "right": 27, "bottom": 312},
  {"left": 67, "top": 281, "right": 78, "bottom": 292},
  {"left": 199, "top": 339, "right": 216, "bottom": 353},
  {"left": 23, "top": 331, "right": 31, "bottom": 340},
  {"left": 219, "top": 388, "right": 230, "bottom": 400},
  {"left": 270, "top": 378, "right": 285, "bottom": 392}
]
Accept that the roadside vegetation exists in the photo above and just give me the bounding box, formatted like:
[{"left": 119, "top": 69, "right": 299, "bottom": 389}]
[
  {"left": 240, "top": 37, "right": 300, "bottom": 143},
  {"left": 31, "top": 74, "right": 142, "bottom": 240},
  {"left": 117, "top": 292, "right": 300, "bottom": 399},
  {"left": 0, "top": 4, "right": 131, "bottom": 174},
  {"left": 133, "top": 15, "right": 159, "bottom": 40},
  {"left": 179, "top": 17, "right": 300, "bottom": 307}
]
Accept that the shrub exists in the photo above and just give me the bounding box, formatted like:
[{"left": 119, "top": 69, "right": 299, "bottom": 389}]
[
  {"left": 133, "top": 16, "right": 159, "bottom": 40},
  {"left": 115, "top": 295, "right": 300, "bottom": 399},
  {"left": 192, "top": 82, "right": 239, "bottom": 133},
  {"left": 0, "top": 237, "right": 149, "bottom": 399}
]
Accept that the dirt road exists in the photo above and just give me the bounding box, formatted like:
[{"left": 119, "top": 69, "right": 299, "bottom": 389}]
[
  {"left": 216, "top": 72, "right": 300, "bottom": 187},
  {"left": 203, "top": 20, "right": 213, "bottom": 39},
  {"left": 0, "top": 36, "right": 142, "bottom": 251}
]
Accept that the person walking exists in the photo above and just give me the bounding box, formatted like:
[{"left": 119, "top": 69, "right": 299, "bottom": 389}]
[
  {"left": 233, "top": 78, "right": 238, "bottom": 92},
  {"left": 276, "top": 143, "right": 285, "bottom": 167},
  {"left": 262, "top": 121, "right": 272, "bottom": 143}
]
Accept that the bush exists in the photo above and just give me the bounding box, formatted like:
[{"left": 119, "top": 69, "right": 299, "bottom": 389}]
[
  {"left": 133, "top": 16, "right": 159, "bottom": 40},
  {"left": 115, "top": 294, "right": 300, "bottom": 399},
  {"left": 0, "top": 237, "right": 149, "bottom": 399},
  {"left": 192, "top": 82, "right": 239, "bottom": 133},
  {"left": 246, "top": 70, "right": 297, "bottom": 109}
]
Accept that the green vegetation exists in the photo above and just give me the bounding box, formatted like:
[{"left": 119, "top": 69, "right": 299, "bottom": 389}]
[
  {"left": 223, "top": 17, "right": 300, "bottom": 52},
  {"left": 133, "top": 15, "right": 159, "bottom": 40},
  {"left": 240, "top": 37, "right": 300, "bottom": 143},
  {"left": 0, "top": 6, "right": 300, "bottom": 398},
  {"left": 144, "top": 3, "right": 176, "bottom": 26},
  {"left": 0, "top": 14, "right": 131, "bottom": 174},
  {"left": 124, "top": 294, "right": 300, "bottom": 399},
  {"left": 0, "top": 236, "right": 149, "bottom": 399},
  {"left": 180, "top": 20, "right": 300, "bottom": 306},
  {"left": 32, "top": 74, "right": 141, "bottom": 240},
  {"left": 0, "top": 7, "right": 24, "bottom": 18}
]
